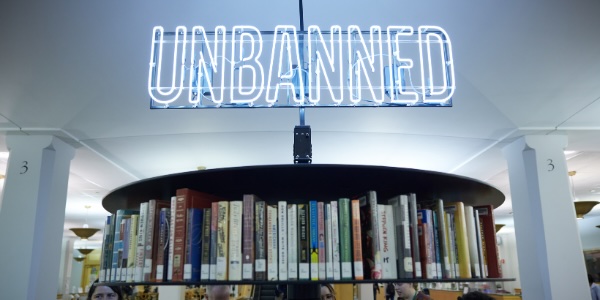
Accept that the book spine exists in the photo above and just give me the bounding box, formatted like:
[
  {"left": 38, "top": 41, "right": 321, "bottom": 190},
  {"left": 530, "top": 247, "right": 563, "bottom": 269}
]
[
  {"left": 200, "top": 208, "right": 212, "bottom": 281},
  {"left": 155, "top": 208, "right": 169, "bottom": 282},
  {"left": 287, "top": 204, "right": 298, "bottom": 280},
  {"left": 309, "top": 200, "right": 319, "bottom": 280},
  {"left": 127, "top": 215, "right": 139, "bottom": 282},
  {"left": 135, "top": 204, "right": 148, "bottom": 282},
  {"left": 474, "top": 210, "right": 486, "bottom": 279},
  {"left": 400, "top": 195, "right": 413, "bottom": 278},
  {"left": 99, "top": 215, "right": 112, "bottom": 282},
  {"left": 368, "top": 191, "right": 383, "bottom": 279},
  {"left": 351, "top": 199, "right": 364, "bottom": 280},
  {"left": 464, "top": 205, "right": 481, "bottom": 278},
  {"left": 297, "top": 203, "right": 310, "bottom": 280},
  {"left": 436, "top": 199, "right": 450, "bottom": 279},
  {"left": 167, "top": 196, "right": 177, "bottom": 281},
  {"left": 172, "top": 194, "right": 188, "bottom": 281},
  {"left": 447, "top": 212, "right": 458, "bottom": 278},
  {"left": 331, "top": 201, "right": 341, "bottom": 280},
  {"left": 209, "top": 202, "right": 219, "bottom": 280},
  {"left": 242, "top": 195, "right": 256, "bottom": 280},
  {"left": 143, "top": 199, "right": 157, "bottom": 281},
  {"left": 338, "top": 198, "right": 352, "bottom": 280},
  {"left": 325, "top": 203, "right": 334, "bottom": 280},
  {"left": 228, "top": 201, "right": 243, "bottom": 281},
  {"left": 417, "top": 210, "right": 428, "bottom": 279},
  {"left": 119, "top": 218, "right": 130, "bottom": 281},
  {"left": 409, "top": 193, "right": 422, "bottom": 278},
  {"left": 278, "top": 201, "right": 288, "bottom": 280},
  {"left": 255, "top": 201, "right": 267, "bottom": 280},
  {"left": 267, "top": 204, "right": 278, "bottom": 280},
  {"left": 115, "top": 219, "right": 125, "bottom": 281},
  {"left": 317, "top": 201, "right": 326, "bottom": 279},
  {"left": 379, "top": 204, "right": 398, "bottom": 279},
  {"left": 432, "top": 210, "right": 442, "bottom": 279},
  {"left": 216, "top": 201, "right": 230, "bottom": 280},
  {"left": 184, "top": 208, "right": 203, "bottom": 281}
]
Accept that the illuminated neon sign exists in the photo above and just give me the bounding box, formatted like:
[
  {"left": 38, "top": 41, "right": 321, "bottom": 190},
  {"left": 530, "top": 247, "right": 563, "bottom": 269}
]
[{"left": 148, "top": 25, "right": 455, "bottom": 108}]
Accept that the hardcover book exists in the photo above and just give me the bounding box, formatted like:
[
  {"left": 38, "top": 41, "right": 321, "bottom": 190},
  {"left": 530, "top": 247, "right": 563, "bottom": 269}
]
[
  {"left": 378, "top": 204, "right": 398, "bottom": 279},
  {"left": 267, "top": 204, "right": 278, "bottom": 280},
  {"left": 209, "top": 202, "right": 219, "bottom": 280},
  {"left": 474, "top": 204, "right": 502, "bottom": 278},
  {"left": 216, "top": 201, "right": 230, "bottom": 280},
  {"left": 144, "top": 199, "right": 169, "bottom": 282},
  {"left": 228, "top": 201, "right": 243, "bottom": 281},
  {"left": 126, "top": 215, "right": 139, "bottom": 282},
  {"left": 155, "top": 208, "right": 170, "bottom": 282},
  {"left": 409, "top": 193, "right": 422, "bottom": 278},
  {"left": 445, "top": 201, "right": 471, "bottom": 278},
  {"left": 287, "top": 203, "right": 298, "bottom": 280},
  {"left": 309, "top": 200, "right": 319, "bottom": 280},
  {"left": 297, "top": 203, "right": 310, "bottom": 280},
  {"left": 184, "top": 208, "right": 203, "bottom": 281},
  {"left": 464, "top": 205, "right": 481, "bottom": 278},
  {"left": 330, "top": 201, "right": 341, "bottom": 280},
  {"left": 278, "top": 201, "right": 288, "bottom": 280},
  {"left": 200, "top": 208, "right": 212, "bottom": 281},
  {"left": 242, "top": 194, "right": 258, "bottom": 280},
  {"left": 255, "top": 200, "right": 267, "bottom": 280},
  {"left": 338, "top": 198, "right": 353, "bottom": 280},
  {"left": 317, "top": 201, "right": 326, "bottom": 280},
  {"left": 351, "top": 199, "right": 364, "bottom": 280}
]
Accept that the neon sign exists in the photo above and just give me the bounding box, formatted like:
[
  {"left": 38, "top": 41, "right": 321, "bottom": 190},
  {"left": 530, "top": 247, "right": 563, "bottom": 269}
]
[{"left": 148, "top": 25, "right": 455, "bottom": 108}]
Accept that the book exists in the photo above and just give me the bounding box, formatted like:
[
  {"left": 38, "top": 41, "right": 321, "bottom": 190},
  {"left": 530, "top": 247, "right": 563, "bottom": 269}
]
[
  {"left": 445, "top": 201, "right": 471, "bottom": 278},
  {"left": 255, "top": 200, "right": 267, "bottom": 280},
  {"left": 267, "top": 204, "right": 278, "bottom": 280},
  {"left": 378, "top": 204, "right": 398, "bottom": 279},
  {"left": 278, "top": 201, "right": 288, "bottom": 280},
  {"left": 359, "top": 191, "right": 383, "bottom": 279},
  {"left": 228, "top": 200, "right": 243, "bottom": 281},
  {"left": 200, "top": 208, "right": 212, "bottom": 281},
  {"left": 309, "top": 200, "right": 319, "bottom": 280},
  {"left": 464, "top": 205, "right": 481, "bottom": 278},
  {"left": 99, "top": 215, "right": 113, "bottom": 282},
  {"left": 209, "top": 202, "right": 219, "bottom": 280},
  {"left": 184, "top": 208, "right": 203, "bottom": 281},
  {"left": 317, "top": 201, "right": 326, "bottom": 279},
  {"left": 119, "top": 217, "right": 130, "bottom": 281},
  {"left": 173, "top": 188, "right": 224, "bottom": 281},
  {"left": 297, "top": 203, "right": 310, "bottom": 280},
  {"left": 216, "top": 201, "right": 230, "bottom": 280},
  {"left": 417, "top": 209, "right": 435, "bottom": 279},
  {"left": 432, "top": 210, "right": 442, "bottom": 279},
  {"left": 155, "top": 208, "right": 170, "bottom": 282},
  {"left": 144, "top": 199, "right": 169, "bottom": 282},
  {"left": 445, "top": 211, "right": 457, "bottom": 278},
  {"left": 331, "top": 200, "right": 341, "bottom": 280},
  {"left": 435, "top": 199, "right": 451, "bottom": 279},
  {"left": 473, "top": 209, "right": 486, "bottom": 278},
  {"left": 242, "top": 194, "right": 257, "bottom": 280},
  {"left": 351, "top": 199, "right": 364, "bottom": 280},
  {"left": 287, "top": 203, "right": 298, "bottom": 280},
  {"left": 408, "top": 193, "right": 422, "bottom": 278},
  {"left": 474, "top": 204, "right": 502, "bottom": 278},
  {"left": 167, "top": 197, "right": 177, "bottom": 281},
  {"left": 126, "top": 214, "right": 139, "bottom": 282},
  {"left": 325, "top": 203, "right": 334, "bottom": 279},
  {"left": 338, "top": 198, "right": 353, "bottom": 280},
  {"left": 387, "top": 194, "right": 413, "bottom": 279}
]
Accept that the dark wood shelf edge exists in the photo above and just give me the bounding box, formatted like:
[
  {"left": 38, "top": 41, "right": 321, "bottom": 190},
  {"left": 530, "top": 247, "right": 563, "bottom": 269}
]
[{"left": 95, "top": 278, "right": 516, "bottom": 287}]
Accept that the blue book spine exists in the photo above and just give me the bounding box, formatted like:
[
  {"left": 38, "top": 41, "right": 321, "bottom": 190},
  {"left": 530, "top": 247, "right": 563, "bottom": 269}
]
[
  {"left": 309, "top": 200, "right": 319, "bottom": 280},
  {"left": 185, "top": 208, "right": 203, "bottom": 281}
]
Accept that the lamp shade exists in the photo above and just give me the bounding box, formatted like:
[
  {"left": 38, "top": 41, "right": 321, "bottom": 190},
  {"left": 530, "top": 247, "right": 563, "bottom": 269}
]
[
  {"left": 73, "top": 256, "right": 85, "bottom": 262},
  {"left": 574, "top": 201, "right": 599, "bottom": 219},
  {"left": 495, "top": 224, "right": 505, "bottom": 232},
  {"left": 69, "top": 228, "right": 100, "bottom": 239},
  {"left": 77, "top": 248, "right": 94, "bottom": 255}
]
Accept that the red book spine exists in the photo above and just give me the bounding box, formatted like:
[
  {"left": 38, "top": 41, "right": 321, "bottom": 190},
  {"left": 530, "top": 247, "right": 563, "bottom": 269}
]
[{"left": 242, "top": 194, "right": 257, "bottom": 280}]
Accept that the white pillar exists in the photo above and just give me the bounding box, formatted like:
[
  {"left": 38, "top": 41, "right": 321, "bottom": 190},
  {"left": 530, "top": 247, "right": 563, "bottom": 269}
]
[
  {"left": 503, "top": 135, "right": 589, "bottom": 300},
  {"left": 0, "top": 135, "right": 75, "bottom": 300}
]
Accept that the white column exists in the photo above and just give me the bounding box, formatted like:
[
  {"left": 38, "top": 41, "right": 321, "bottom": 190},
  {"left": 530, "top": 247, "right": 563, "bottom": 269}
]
[
  {"left": 503, "top": 135, "right": 589, "bottom": 300},
  {"left": 0, "top": 135, "right": 75, "bottom": 300}
]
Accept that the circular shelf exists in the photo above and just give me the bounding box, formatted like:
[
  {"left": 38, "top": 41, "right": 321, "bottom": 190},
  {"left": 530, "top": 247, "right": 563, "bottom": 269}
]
[{"left": 103, "top": 164, "right": 504, "bottom": 213}]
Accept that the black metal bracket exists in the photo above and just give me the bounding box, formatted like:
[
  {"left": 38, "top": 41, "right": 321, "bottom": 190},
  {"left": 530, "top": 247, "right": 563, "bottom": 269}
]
[{"left": 293, "top": 125, "right": 312, "bottom": 164}]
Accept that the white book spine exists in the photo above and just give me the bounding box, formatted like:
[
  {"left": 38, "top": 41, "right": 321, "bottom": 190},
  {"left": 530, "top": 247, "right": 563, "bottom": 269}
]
[
  {"left": 287, "top": 204, "right": 298, "bottom": 280},
  {"left": 379, "top": 205, "right": 398, "bottom": 279},
  {"left": 278, "top": 201, "right": 288, "bottom": 280},
  {"left": 331, "top": 201, "right": 341, "bottom": 280},
  {"left": 134, "top": 202, "right": 148, "bottom": 282},
  {"left": 368, "top": 191, "right": 382, "bottom": 279},
  {"left": 400, "top": 195, "right": 413, "bottom": 274},
  {"left": 167, "top": 197, "right": 176, "bottom": 281},
  {"left": 325, "top": 204, "right": 334, "bottom": 279},
  {"left": 267, "top": 205, "right": 278, "bottom": 280},
  {"left": 228, "top": 201, "right": 243, "bottom": 281},
  {"left": 464, "top": 205, "right": 481, "bottom": 278}
]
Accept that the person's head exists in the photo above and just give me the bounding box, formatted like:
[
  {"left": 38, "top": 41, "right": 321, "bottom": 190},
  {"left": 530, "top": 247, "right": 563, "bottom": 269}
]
[
  {"left": 275, "top": 284, "right": 287, "bottom": 300},
  {"left": 87, "top": 281, "right": 123, "bottom": 300},
  {"left": 458, "top": 291, "right": 495, "bottom": 300},
  {"left": 206, "top": 285, "right": 230, "bottom": 300},
  {"left": 393, "top": 283, "right": 416, "bottom": 300},
  {"left": 321, "top": 283, "right": 335, "bottom": 300},
  {"left": 589, "top": 274, "right": 596, "bottom": 285}
]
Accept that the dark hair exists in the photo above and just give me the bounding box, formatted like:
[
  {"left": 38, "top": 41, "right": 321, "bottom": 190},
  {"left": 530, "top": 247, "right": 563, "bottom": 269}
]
[
  {"left": 458, "top": 291, "right": 495, "bottom": 300},
  {"left": 589, "top": 274, "right": 596, "bottom": 285},
  {"left": 87, "top": 279, "right": 124, "bottom": 300}
]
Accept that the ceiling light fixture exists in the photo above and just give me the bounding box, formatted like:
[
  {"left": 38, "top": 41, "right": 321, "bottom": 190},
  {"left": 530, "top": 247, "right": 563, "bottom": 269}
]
[
  {"left": 69, "top": 205, "right": 100, "bottom": 239},
  {"left": 73, "top": 256, "right": 85, "bottom": 262},
  {"left": 495, "top": 224, "right": 505, "bottom": 233},
  {"left": 569, "top": 171, "right": 599, "bottom": 219}
]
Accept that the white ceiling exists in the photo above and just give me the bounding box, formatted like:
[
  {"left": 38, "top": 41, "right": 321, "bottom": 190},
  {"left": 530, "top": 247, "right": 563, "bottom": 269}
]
[{"left": 1, "top": 0, "right": 600, "bottom": 245}]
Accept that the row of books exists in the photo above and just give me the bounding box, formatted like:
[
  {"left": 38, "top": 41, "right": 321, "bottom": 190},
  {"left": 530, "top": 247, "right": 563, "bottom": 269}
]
[{"left": 98, "top": 188, "right": 502, "bottom": 283}]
